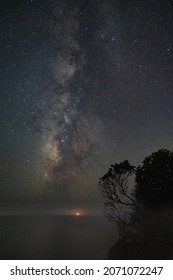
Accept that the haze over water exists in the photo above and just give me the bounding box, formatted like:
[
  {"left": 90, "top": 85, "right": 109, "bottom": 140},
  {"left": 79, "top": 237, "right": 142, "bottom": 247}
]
[{"left": 0, "top": 215, "right": 118, "bottom": 260}]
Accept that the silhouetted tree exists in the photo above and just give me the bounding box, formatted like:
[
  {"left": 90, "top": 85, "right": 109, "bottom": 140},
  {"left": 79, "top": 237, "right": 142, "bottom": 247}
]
[
  {"left": 99, "top": 149, "right": 173, "bottom": 259},
  {"left": 99, "top": 160, "right": 136, "bottom": 227},
  {"left": 135, "top": 149, "right": 173, "bottom": 207}
]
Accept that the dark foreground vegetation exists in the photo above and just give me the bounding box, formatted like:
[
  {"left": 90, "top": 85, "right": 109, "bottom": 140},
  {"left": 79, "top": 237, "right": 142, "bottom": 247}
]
[{"left": 99, "top": 149, "right": 173, "bottom": 259}]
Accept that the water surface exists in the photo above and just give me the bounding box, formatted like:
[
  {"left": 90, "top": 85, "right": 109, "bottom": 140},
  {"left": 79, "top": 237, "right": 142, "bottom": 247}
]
[{"left": 0, "top": 215, "right": 118, "bottom": 259}]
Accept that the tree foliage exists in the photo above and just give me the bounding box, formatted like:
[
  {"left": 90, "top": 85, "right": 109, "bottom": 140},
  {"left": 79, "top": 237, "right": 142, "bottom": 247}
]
[
  {"left": 99, "top": 160, "right": 136, "bottom": 225},
  {"left": 99, "top": 149, "right": 173, "bottom": 259},
  {"left": 99, "top": 149, "right": 173, "bottom": 223},
  {"left": 135, "top": 149, "right": 173, "bottom": 206}
]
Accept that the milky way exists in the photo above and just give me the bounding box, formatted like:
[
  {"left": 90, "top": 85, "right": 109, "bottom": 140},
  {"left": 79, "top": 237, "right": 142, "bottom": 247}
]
[
  {"left": 37, "top": 4, "right": 105, "bottom": 210},
  {"left": 1, "top": 0, "right": 173, "bottom": 213}
]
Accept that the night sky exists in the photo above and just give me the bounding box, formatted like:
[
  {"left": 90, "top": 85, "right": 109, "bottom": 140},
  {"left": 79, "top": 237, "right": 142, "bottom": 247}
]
[{"left": 1, "top": 0, "right": 173, "bottom": 215}]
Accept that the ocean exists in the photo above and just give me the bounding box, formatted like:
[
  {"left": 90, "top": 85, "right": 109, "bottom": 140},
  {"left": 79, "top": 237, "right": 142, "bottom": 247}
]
[{"left": 0, "top": 215, "right": 118, "bottom": 260}]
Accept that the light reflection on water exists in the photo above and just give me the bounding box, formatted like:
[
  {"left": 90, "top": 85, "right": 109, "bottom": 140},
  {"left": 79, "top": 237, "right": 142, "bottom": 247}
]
[{"left": 0, "top": 215, "right": 118, "bottom": 259}]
